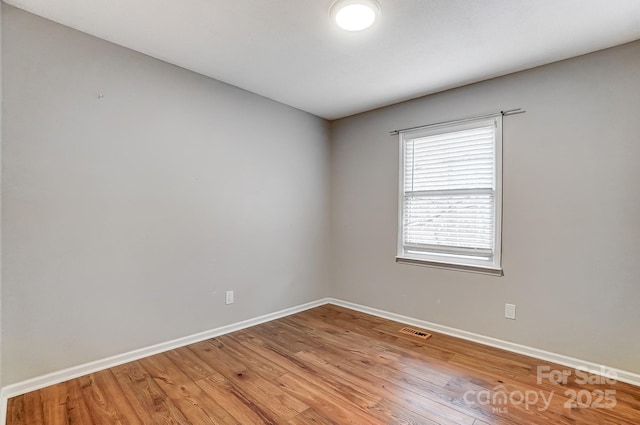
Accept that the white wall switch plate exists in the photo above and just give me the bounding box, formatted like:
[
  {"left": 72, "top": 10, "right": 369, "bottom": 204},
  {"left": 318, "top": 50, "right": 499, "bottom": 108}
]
[
  {"left": 505, "top": 303, "right": 516, "bottom": 320},
  {"left": 225, "top": 290, "right": 234, "bottom": 305}
]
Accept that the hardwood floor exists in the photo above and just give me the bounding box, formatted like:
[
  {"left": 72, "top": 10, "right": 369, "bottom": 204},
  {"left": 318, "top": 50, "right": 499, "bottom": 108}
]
[{"left": 6, "top": 304, "right": 640, "bottom": 424}]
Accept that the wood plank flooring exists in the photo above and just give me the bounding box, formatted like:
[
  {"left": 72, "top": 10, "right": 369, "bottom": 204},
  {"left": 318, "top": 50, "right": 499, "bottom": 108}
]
[{"left": 7, "top": 304, "right": 640, "bottom": 424}]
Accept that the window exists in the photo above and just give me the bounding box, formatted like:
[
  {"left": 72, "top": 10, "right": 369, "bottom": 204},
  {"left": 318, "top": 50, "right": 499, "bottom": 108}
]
[{"left": 397, "top": 116, "right": 502, "bottom": 274}]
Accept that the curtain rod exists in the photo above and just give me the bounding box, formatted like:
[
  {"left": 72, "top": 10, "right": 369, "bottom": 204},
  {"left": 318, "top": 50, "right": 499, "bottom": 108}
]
[{"left": 389, "top": 108, "right": 525, "bottom": 136}]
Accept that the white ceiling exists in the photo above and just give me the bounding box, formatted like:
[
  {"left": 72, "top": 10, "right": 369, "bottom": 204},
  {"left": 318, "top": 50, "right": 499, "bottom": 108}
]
[{"left": 6, "top": 0, "right": 640, "bottom": 120}]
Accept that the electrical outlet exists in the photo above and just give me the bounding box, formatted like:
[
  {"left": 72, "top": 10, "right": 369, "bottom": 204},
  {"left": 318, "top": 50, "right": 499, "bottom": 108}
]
[
  {"left": 225, "top": 290, "right": 234, "bottom": 305},
  {"left": 505, "top": 303, "right": 516, "bottom": 320}
]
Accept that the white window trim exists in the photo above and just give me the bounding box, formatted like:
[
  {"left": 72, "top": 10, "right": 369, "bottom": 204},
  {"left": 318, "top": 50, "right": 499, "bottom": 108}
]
[{"left": 396, "top": 116, "right": 503, "bottom": 275}]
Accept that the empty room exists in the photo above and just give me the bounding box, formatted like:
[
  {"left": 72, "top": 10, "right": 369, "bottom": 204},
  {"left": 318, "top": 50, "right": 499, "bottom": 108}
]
[{"left": 1, "top": 0, "right": 640, "bottom": 424}]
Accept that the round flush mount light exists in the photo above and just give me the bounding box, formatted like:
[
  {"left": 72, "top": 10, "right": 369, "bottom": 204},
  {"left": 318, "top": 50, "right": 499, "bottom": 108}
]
[{"left": 330, "top": 0, "right": 381, "bottom": 31}]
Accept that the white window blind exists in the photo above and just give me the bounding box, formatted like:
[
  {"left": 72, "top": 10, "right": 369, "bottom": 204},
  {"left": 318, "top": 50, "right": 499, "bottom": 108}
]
[{"left": 398, "top": 116, "right": 502, "bottom": 271}]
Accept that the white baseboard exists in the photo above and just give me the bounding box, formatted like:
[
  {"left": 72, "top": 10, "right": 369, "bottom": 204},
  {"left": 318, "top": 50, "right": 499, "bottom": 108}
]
[
  {"left": 2, "top": 296, "right": 639, "bottom": 425},
  {"left": 327, "top": 298, "right": 640, "bottom": 388},
  {"left": 0, "top": 388, "right": 5, "bottom": 425},
  {"left": 0, "top": 297, "right": 331, "bottom": 418}
]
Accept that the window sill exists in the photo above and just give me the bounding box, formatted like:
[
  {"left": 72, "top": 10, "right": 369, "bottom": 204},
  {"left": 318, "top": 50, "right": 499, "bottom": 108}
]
[{"left": 395, "top": 256, "right": 503, "bottom": 276}]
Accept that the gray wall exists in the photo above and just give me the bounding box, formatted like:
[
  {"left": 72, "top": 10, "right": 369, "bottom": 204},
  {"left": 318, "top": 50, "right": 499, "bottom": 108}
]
[
  {"left": 330, "top": 40, "right": 640, "bottom": 374},
  {"left": 0, "top": 0, "right": 3, "bottom": 386},
  {"left": 1, "top": 5, "right": 330, "bottom": 386}
]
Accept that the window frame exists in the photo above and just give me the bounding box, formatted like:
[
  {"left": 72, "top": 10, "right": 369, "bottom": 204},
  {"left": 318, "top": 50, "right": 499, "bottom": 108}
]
[{"left": 396, "top": 116, "right": 503, "bottom": 275}]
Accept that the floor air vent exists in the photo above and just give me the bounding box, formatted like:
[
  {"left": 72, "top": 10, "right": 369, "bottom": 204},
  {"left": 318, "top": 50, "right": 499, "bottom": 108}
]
[{"left": 399, "top": 327, "right": 432, "bottom": 340}]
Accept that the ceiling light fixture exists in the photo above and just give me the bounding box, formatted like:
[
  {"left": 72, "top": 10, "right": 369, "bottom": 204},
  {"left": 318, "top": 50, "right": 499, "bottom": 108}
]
[{"left": 330, "top": 0, "right": 381, "bottom": 32}]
